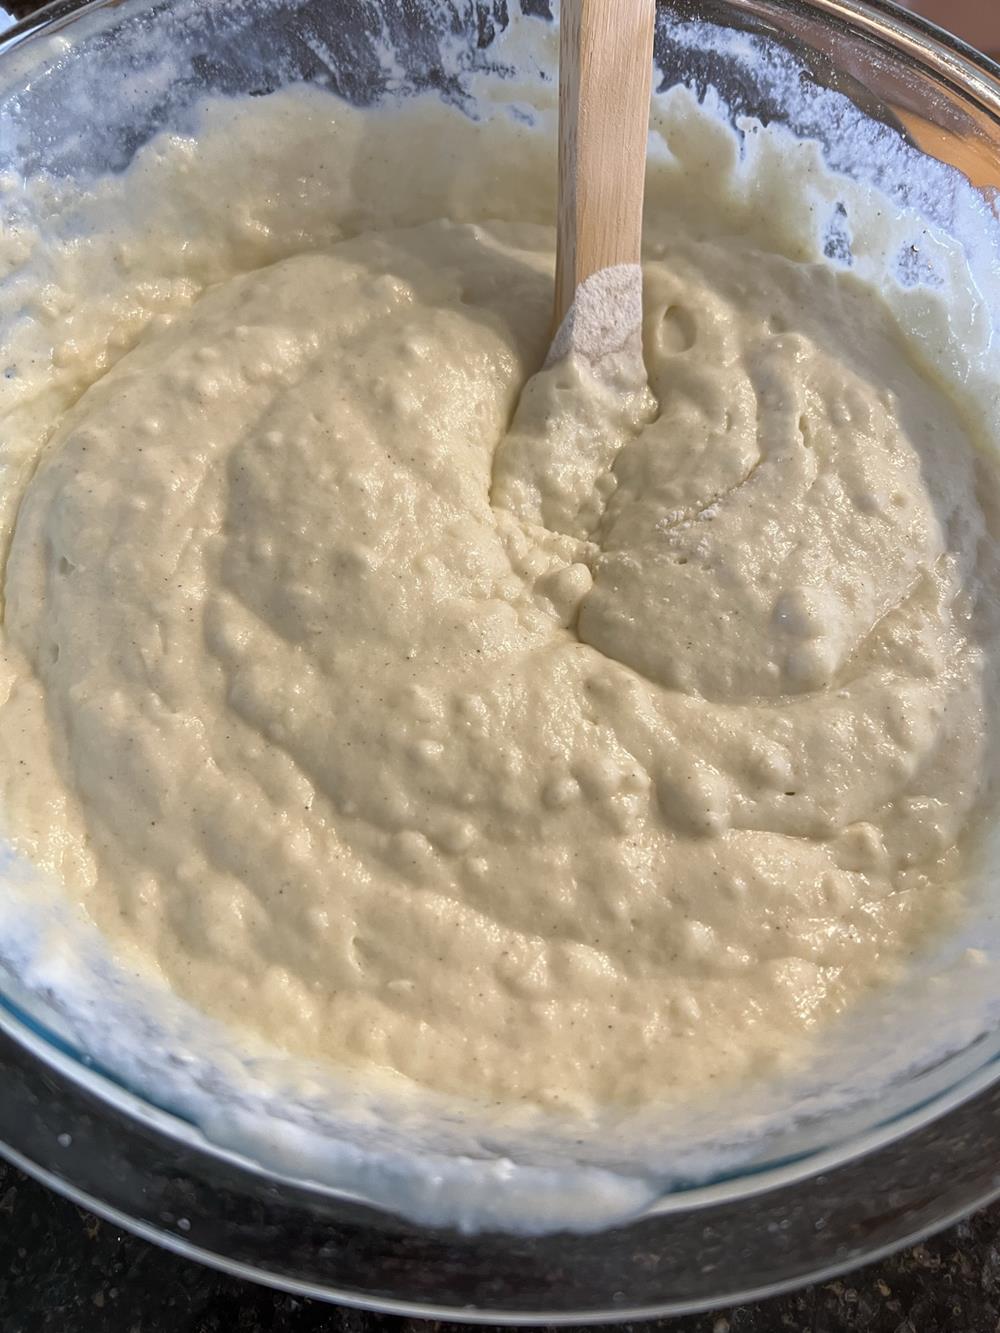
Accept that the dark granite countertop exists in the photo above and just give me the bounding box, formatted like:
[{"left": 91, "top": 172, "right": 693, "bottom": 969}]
[{"left": 2, "top": 1162, "right": 999, "bottom": 1333}]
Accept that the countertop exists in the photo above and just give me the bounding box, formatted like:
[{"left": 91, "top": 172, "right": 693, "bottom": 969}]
[{"left": 2, "top": 1162, "right": 999, "bottom": 1333}]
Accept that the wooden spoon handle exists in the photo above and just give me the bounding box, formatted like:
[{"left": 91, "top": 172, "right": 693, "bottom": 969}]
[{"left": 553, "top": 0, "right": 656, "bottom": 334}]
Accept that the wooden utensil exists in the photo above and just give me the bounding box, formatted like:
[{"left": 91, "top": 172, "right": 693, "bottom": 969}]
[{"left": 552, "top": 0, "right": 656, "bottom": 344}]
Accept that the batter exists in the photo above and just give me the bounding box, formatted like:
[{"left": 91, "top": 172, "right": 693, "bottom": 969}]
[{"left": 1, "top": 75, "right": 998, "bottom": 1114}]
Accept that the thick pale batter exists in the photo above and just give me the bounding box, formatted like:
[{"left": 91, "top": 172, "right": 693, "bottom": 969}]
[{"left": 1, "top": 76, "right": 999, "bottom": 1114}]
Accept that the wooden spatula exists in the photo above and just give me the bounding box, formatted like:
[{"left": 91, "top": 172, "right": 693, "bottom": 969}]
[{"left": 551, "top": 0, "right": 656, "bottom": 360}]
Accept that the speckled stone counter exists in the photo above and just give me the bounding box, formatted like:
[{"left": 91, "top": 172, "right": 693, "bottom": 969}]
[{"left": 2, "top": 1162, "right": 998, "bottom": 1333}]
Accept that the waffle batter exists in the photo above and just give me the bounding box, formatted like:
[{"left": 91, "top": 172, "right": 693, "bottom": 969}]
[{"left": 1, "top": 77, "right": 998, "bottom": 1114}]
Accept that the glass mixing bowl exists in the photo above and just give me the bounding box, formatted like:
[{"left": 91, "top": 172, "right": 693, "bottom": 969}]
[{"left": 2, "top": 0, "right": 1000, "bottom": 1318}]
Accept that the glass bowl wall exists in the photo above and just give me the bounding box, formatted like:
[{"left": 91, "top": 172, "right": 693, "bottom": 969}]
[{"left": 2, "top": 0, "right": 1000, "bottom": 1318}]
